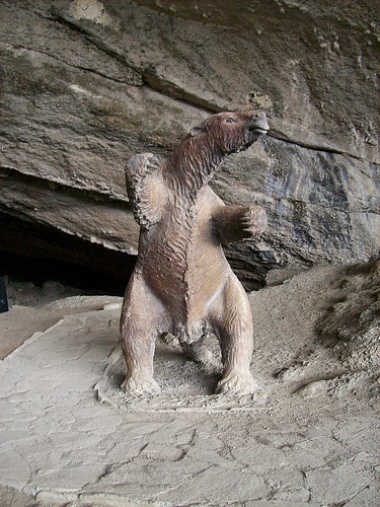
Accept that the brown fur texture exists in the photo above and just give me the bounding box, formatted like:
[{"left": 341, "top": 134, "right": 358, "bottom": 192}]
[{"left": 121, "top": 111, "right": 269, "bottom": 396}]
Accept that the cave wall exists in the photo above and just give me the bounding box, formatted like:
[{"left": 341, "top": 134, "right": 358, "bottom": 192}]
[{"left": 0, "top": 0, "right": 379, "bottom": 288}]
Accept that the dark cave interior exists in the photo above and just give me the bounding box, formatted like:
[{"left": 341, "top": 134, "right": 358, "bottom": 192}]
[{"left": 0, "top": 211, "right": 135, "bottom": 295}]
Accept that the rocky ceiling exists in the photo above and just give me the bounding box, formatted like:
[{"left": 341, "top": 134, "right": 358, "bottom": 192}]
[{"left": 0, "top": 0, "right": 379, "bottom": 290}]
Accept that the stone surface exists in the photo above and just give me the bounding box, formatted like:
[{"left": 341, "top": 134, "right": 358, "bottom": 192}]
[
  {"left": 0, "top": 263, "right": 379, "bottom": 506},
  {"left": 0, "top": 0, "right": 379, "bottom": 288}
]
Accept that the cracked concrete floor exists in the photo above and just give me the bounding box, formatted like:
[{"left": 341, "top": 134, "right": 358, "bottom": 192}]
[{"left": 0, "top": 265, "right": 379, "bottom": 506}]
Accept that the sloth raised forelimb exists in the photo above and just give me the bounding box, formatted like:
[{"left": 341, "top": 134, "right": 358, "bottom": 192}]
[{"left": 212, "top": 204, "right": 268, "bottom": 245}]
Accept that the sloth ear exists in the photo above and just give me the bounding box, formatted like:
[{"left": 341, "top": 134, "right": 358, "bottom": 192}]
[{"left": 190, "top": 125, "right": 205, "bottom": 137}]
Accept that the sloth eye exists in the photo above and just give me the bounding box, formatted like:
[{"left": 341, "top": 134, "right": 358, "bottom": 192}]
[{"left": 225, "top": 118, "right": 237, "bottom": 124}]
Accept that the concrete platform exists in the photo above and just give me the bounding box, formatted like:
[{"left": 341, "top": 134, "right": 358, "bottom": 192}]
[{"left": 1, "top": 268, "right": 380, "bottom": 506}]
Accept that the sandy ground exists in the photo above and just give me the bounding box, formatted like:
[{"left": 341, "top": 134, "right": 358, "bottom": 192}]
[{"left": 0, "top": 263, "right": 379, "bottom": 506}]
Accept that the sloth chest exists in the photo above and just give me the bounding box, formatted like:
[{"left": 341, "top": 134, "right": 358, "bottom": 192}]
[{"left": 139, "top": 199, "right": 226, "bottom": 304}]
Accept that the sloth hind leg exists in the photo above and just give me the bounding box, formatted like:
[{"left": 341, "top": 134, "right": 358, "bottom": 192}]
[
  {"left": 210, "top": 276, "right": 258, "bottom": 395},
  {"left": 120, "top": 274, "right": 169, "bottom": 395}
]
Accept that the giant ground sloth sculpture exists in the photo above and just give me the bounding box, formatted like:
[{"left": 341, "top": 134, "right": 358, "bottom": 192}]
[{"left": 121, "top": 110, "right": 269, "bottom": 396}]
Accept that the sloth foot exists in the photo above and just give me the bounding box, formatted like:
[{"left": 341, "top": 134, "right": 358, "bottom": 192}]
[
  {"left": 121, "top": 374, "right": 161, "bottom": 396},
  {"left": 216, "top": 370, "right": 258, "bottom": 396}
]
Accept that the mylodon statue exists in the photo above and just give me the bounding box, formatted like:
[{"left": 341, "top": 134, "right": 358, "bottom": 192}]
[{"left": 121, "top": 110, "right": 269, "bottom": 396}]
